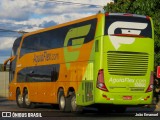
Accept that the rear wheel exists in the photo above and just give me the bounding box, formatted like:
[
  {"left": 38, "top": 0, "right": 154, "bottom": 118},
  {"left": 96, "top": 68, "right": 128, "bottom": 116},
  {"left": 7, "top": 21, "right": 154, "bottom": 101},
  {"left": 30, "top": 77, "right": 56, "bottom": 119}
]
[
  {"left": 23, "top": 89, "right": 35, "bottom": 108},
  {"left": 58, "top": 91, "right": 71, "bottom": 112},
  {"left": 16, "top": 89, "right": 24, "bottom": 108},
  {"left": 70, "top": 93, "right": 83, "bottom": 113}
]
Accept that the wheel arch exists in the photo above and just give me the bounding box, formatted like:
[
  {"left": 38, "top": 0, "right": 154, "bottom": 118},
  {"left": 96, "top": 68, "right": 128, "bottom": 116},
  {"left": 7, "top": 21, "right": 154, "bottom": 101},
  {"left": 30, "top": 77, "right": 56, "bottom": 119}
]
[
  {"left": 67, "top": 87, "right": 75, "bottom": 96},
  {"left": 16, "top": 87, "right": 21, "bottom": 94},
  {"left": 23, "top": 87, "right": 28, "bottom": 94}
]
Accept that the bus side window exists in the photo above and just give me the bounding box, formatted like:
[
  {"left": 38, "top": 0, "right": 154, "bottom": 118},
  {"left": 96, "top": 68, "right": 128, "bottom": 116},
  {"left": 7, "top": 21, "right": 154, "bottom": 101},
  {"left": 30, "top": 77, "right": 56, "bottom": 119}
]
[{"left": 51, "top": 65, "right": 60, "bottom": 82}]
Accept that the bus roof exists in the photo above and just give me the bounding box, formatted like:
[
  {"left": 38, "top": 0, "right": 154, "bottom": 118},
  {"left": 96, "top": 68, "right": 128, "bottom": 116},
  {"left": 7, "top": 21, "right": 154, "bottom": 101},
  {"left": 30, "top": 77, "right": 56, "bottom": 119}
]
[
  {"left": 106, "top": 13, "right": 149, "bottom": 18},
  {"left": 23, "top": 13, "right": 100, "bottom": 38}
]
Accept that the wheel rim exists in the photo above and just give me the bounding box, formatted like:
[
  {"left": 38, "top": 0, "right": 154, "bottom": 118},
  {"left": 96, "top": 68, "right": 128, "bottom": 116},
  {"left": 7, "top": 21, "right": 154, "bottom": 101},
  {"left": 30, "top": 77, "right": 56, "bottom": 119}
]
[
  {"left": 25, "top": 94, "right": 30, "bottom": 106},
  {"left": 18, "top": 94, "right": 23, "bottom": 105},
  {"left": 60, "top": 95, "right": 65, "bottom": 110},
  {"left": 71, "top": 95, "right": 77, "bottom": 111}
]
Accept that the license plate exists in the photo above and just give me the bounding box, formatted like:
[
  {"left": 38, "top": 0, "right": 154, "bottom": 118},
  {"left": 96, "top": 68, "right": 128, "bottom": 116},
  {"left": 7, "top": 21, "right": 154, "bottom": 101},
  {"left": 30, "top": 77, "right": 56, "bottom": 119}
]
[{"left": 123, "top": 96, "right": 132, "bottom": 100}]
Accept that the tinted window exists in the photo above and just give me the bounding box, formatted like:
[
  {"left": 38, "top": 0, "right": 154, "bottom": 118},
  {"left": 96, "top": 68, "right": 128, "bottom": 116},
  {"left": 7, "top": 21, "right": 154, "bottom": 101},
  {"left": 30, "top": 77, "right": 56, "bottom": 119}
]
[
  {"left": 20, "top": 19, "right": 97, "bottom": 57},
  {"left": 12, "top": 37, "right": 22, "bottom": 56},
  {"left": 105, "top": 15, "right": 152, "bottom": 38},
  {"left": 17, "top": 64, "right": 60, "bottom": 82},
  {"left": 10, "top": 37, "right": 22, "bottom": 82}
]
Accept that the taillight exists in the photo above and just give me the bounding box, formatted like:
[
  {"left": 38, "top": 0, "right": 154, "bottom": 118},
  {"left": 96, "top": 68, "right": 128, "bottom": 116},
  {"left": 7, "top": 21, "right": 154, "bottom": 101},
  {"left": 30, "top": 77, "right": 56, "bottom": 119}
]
[
  {"left": 146, "top": 16, "right": 150, "bottom": 20},
  {"left": 105, "top": 12, "right": 109, "bottom": 16},
  {"left": 146, "top": 71, "right": 154, "bottom": 92},
  {"left": 96, "top": 69, "right": 108, "bottom": 92}
]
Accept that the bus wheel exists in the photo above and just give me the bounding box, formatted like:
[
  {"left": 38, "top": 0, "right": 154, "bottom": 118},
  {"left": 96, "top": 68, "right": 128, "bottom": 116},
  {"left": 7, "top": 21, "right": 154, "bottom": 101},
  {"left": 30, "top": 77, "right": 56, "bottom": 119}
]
[
  {"left": 70, "top": 93, "right": 83, "bottom": 113},
  {"left": 58, "top": 91, "right": 71, "bottom": 112},
  {"left": 16, "top": 89, "right": 24, "bottom": 108},
  {"left": 23, "top": 89, "right": 35, "bottom": 108}
]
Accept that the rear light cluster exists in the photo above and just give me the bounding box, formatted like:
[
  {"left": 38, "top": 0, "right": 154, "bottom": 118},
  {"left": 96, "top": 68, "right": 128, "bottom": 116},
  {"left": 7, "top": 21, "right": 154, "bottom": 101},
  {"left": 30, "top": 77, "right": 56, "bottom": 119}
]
[
  {"left": 102, "top": 94, "right": 111, "bottom": 100},
  {"left": 146, "top": 16, "right": 150, "bottom": 20},
  {"left": 145, "top": 71, "right": 154, "bottom": 92},
  {"left": 96, "top": 69, "right": 108, "bottom": 92},
  {"left": 144, "top": 96, "right": 150, "bottom": 101}
]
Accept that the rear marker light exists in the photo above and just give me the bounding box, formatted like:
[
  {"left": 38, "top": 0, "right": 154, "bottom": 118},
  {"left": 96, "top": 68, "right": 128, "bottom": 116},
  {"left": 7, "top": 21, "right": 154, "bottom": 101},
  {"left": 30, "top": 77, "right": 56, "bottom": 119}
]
[
  {"left": 147, "top": 96, "right": 150, "bottom": 99},
  {"left": 143, "top": 96, "right": 150, "bottom": 101},
  {"left": 102, "top": 94, "right": 107, "bottom": 98},
  {"left": 107, "top": 98, "right": 110, "bottom": 100},
  {"left": 102, "top": 94, "right": 113, "bottom": 100}
]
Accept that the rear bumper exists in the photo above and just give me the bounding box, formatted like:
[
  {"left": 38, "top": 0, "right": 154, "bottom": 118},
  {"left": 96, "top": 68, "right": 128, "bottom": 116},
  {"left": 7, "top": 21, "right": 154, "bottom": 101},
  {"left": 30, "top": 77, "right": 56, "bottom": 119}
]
[{"left": 94, "top": 91, "right": 153, "bottom": 105}]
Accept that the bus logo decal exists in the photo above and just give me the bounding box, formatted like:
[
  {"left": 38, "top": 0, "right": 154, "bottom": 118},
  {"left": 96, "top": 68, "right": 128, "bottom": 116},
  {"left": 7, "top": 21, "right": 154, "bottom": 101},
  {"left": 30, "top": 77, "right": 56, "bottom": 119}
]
[
  {"left": 33, "top": 51, "right": 59, "bottom": 63},
  {"left": 64, "top": 24, "right": 91, "bottom": 69},
  {"left": 108, "top": 21, "right": 148, "bottom": 50}
]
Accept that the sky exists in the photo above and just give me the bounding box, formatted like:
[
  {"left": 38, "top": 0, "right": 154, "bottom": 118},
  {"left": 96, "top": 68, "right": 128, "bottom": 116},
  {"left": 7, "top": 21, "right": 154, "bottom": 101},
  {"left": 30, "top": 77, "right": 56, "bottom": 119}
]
[{"left": 0, "top": 0, "right": 113, "bottom": 63}]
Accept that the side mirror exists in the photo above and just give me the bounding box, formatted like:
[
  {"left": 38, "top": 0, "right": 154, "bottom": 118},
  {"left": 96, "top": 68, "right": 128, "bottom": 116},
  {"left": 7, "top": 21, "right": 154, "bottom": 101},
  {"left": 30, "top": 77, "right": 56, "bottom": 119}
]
[
  {"left": 157, "top": 66, "right": 160, "bottom": 78},
  {"left": 3, "top": 56, "right": 16, "bottom": 71},
  {"left": 2, "top": 64, "right": 10, "bottom": 71}
]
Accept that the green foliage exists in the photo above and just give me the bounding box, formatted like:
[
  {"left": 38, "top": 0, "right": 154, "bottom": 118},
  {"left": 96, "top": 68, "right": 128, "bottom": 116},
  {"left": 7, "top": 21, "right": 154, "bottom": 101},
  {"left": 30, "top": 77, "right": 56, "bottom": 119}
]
[{"left": 104, "top": 0, "right": 160, "bottom": 70}]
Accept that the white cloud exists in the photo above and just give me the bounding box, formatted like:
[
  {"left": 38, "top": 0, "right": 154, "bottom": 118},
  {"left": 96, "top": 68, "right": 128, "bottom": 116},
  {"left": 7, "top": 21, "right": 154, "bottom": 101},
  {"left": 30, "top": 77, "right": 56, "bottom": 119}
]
[
  {"left": 0, "top": 0, "right": 111, "bottom": 21},
  {"left": 0, "top": 0, "right": 34, "bottom": 20},
  {"left": 0, "top": 0, "right": 112, "bottom": 32},
  {"left": 15, "top": 12, "right": 94, "bottom": 29},
  {"left": 0, "top": 37, "right": 16, "bottom": 50},
  {"left": 0, "top": 0, "right": 112, "bottom": 63}
]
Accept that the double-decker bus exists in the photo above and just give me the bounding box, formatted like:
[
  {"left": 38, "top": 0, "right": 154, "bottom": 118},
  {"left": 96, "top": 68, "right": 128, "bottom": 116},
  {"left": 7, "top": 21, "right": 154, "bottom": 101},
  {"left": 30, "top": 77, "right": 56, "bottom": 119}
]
[{"left": 3, "top": 13, "right": 154, "bottom": 112}]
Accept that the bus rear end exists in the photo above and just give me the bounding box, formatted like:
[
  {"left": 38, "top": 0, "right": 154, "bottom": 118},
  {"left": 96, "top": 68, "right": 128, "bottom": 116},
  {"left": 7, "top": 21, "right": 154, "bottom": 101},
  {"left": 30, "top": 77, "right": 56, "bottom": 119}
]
[{"left": 95, "top": 13, "right": 154, "bottom": 106}]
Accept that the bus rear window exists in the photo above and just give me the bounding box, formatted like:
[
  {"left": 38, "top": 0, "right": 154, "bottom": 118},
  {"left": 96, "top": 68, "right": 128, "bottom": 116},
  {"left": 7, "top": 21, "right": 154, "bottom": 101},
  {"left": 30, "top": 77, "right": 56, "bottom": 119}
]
[{"left": 105, "top": 15, "right": 152, "bottom": 38}]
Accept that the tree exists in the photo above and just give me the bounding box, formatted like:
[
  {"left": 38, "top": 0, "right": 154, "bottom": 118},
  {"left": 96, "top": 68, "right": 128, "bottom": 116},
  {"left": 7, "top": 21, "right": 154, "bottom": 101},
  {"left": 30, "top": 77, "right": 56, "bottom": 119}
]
[{"left": 104, "top": 0, "right": 160, "bottom": 70}]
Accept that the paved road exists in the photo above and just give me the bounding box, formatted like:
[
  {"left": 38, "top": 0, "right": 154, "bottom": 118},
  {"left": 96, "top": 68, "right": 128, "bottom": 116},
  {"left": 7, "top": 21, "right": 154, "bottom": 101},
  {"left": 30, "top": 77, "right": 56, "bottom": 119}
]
[{"left": 0, "top": 97, "right": 160, "bottom": 119}]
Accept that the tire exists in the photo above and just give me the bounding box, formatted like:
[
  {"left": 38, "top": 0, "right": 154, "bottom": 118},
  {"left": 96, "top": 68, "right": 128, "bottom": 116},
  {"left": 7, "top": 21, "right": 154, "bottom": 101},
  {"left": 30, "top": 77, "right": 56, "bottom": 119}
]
[
  {"left": 58, "top": 91, "right": 71, "bottom": 112},
  {"left": 23, "top": 89, "right": 35, "bottom": 108},
  {"left": 70, "top": 93, "right": 83, "bottom": 113},
  {"left": 16, "top": 89, "right": 24, "bottom": 108}
]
